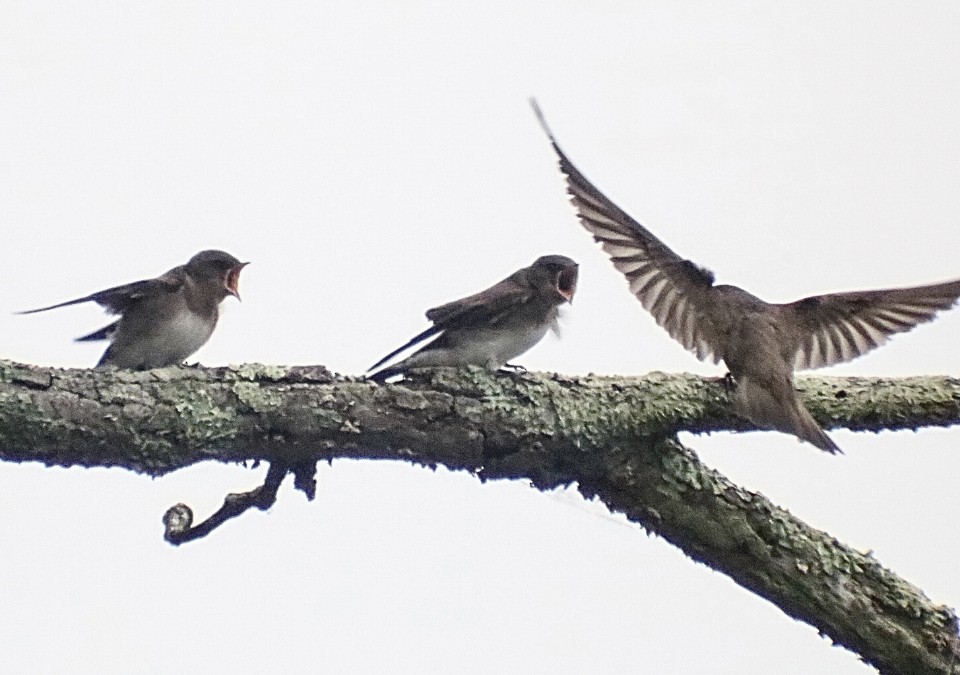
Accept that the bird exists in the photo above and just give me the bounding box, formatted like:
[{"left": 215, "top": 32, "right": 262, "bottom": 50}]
[
  {"left": 367, "top": 255, "right": 579, "bottom": 382},
  {"left": 20, "top": 250, "right": 249, "bottom": 369},
  {"left": 532, "top": 100, "right": 960, "bottom": 453}
]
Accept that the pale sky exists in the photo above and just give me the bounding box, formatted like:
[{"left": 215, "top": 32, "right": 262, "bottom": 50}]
[{"left": 1, "top": 2, "right": 959, "bottom": 673}]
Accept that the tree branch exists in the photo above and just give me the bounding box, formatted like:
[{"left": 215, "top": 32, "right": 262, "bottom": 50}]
[
  {"left": 0, "top": 359, "right": 957, "bottom": 673},
  {"left": 162, "top": 458, "right": 317, "bottom": 545}
]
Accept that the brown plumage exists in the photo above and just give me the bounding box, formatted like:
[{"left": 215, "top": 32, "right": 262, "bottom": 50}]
[
  {"left": 533, "top": 100, "right": 960, "bottom": 452},
  {"left": 367, "top": 255, "right": 578, "bottom": 382},
  {"left": 21, "top": 250, "right": 248, "bottom": 369}
]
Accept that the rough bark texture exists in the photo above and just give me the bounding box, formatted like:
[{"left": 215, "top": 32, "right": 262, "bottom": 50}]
[{"left": 0, "top": 359, "right": 958, "bottom": 674}]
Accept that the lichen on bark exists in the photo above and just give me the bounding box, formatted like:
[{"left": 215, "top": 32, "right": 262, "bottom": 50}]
[{"left": 0, "top": 359, "right": 958, "bottom": 673}]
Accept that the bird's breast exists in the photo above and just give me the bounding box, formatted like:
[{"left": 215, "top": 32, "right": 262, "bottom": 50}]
[
  {"left": 423, "top": 320, "right": 553, "bottom": 370},
  {"left": 108, "top": 308, "right": 216, "bottom": 369},
  {"left": 164, "top": 310, "right": 217, "bottom": 355}
]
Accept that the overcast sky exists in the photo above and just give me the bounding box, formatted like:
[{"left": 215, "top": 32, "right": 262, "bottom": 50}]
[{"left": 2, "top": 2, "right": 959, "bottom": 673}]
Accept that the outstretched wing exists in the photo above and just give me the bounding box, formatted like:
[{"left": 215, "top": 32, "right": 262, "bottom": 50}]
[
  {"left": 532, "top": 100, "right": 722, "bottom": 362},
  {"left": 366, "top": 271, "right": 534, "bottom": 373},
  {"left": 784, "top": 279, "right": 960, "bottom": 370},
  {"left": 19, "top": 268, "right": 186, "bottom": 316}
]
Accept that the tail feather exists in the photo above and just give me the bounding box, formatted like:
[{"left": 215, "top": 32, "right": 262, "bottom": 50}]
[
  {"left": 366, "top": 325, "right": 442, "bottom": 374},
  {"left": 786, "top": 402, "right": 841, "bottom": 454},
  {"left": 733, "top": 374, "right": 841, "bottom": 454},
  {"left": 366, "top": 364, "right": 405, "bottom": 384},
  {"left": 94, "top": 344, "right": 115, "bottom": 368},
  {"left": 76, "top": 321, "right": 119, "bottom": 342}
]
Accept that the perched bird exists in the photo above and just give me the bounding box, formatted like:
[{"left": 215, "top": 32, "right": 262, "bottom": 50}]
[
  {"left": 20, "top": 250, "right": 248, "bottom": 369},
  {"left": 367, "top": 255, "right": 579, "bottom": 382},
  {"left": 532, "top": 100, "right": 960, "bottom": 453}
]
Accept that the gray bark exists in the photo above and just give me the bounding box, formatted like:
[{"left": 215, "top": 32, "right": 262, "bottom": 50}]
[{"left": 0, "top": 359, "right": 957, "bottom": 674}]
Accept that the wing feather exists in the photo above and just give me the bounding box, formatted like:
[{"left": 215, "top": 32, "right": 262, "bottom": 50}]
[
  {"left": 540, "top": 134, "right": 722, "bottom": 360},
  {"left": 786, "top": 280, "right": 960, "bottom": 370},
  {"left": 19, "top": 269, "right": 185, "bottom": 316}
]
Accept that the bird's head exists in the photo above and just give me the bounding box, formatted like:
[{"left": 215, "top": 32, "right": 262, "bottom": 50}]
[
  {"left": 186, "top": 250, "right": 250, "bottom": 300},
  {"left": 532, "top": 254, "right": 579, "bottom": 303}
]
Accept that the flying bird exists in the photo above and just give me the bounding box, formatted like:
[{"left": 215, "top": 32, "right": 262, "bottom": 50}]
[
  {"left": 532, "top": 100, "right": 960, "bottom": 453},
  {"left": 20, "top": 249, "right": 248, "bottom": 369},
  {"left": 367, "top": 255, "right": 579, "bottom": 382}
]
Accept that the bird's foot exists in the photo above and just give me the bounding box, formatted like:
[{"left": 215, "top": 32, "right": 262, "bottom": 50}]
[{"left": 500, "top": 363, "right": 528, "bottom": 373}]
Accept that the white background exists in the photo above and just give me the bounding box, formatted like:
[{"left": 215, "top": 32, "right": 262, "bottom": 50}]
[{"left": 1, "top": 2, "right": 958, "bottom": 673}]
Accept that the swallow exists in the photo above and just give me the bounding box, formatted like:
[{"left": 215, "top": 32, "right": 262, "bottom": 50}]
[
  {"left": 532, "top": 100, "right": 960, "bottom": 453},
  {"left": 20, "top": 249, "right": 248, "bottom": 369},
  {"left": 367, "top": 255, "right": 579, "bottom": 382}
]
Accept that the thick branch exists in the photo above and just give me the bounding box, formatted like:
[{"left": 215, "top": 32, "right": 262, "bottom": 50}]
[{"left": 0, "top": 360, "right": 957, "bottom": 673}]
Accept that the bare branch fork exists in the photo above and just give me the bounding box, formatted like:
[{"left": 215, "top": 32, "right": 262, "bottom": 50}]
[{"left": 0, "top": 359, "right": 958, "bottom": 673}]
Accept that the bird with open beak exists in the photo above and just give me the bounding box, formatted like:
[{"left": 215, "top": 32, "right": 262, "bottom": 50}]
[
  {"left": 533, "top": 100, "right": 960, "bottom": 453},
  {"left": 367, "top": 255, "right": 578, "bottom": 382},
  {"left": 20, "top": 249, "right": 249, "bottom": 370}
]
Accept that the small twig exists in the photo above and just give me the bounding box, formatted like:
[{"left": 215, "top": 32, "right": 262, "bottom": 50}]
[
  {"left": 291, "top": 460, "right": 317, "bottom": 500},
  {"left": 163, "top": 460, "right": 292, "bottom": 545}
]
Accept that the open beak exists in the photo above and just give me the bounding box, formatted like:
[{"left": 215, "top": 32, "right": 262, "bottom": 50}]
[
  {"left": 225, "top": 262, "right": 250, "bottom": 300},
  {"left": 556, "top": 264, "right": 578, "bottom": 303}
]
